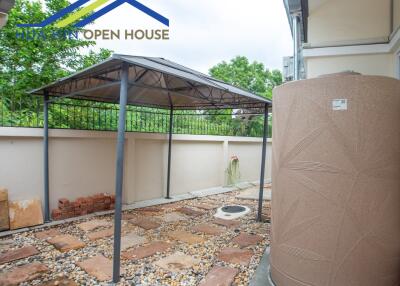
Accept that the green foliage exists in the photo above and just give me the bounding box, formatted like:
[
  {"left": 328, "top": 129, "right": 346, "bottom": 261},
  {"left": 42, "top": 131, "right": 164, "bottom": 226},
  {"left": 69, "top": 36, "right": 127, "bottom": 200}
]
[
  {"left": 209, "top": 56, "right": 282, "bottom": 100},
  {"left": 208, "top": 56, "right": 281, "bottom": 136},
  {"left": 0, "top": 0, "right": 112, "bottom": 104},
  {"left": 0, "top": 2, "right": 279, "bottom": 138}
]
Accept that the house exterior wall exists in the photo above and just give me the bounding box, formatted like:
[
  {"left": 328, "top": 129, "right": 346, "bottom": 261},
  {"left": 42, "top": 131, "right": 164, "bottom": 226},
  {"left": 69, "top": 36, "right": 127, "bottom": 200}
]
[
  {"left": 302, "top": 0, "right": 398, "bottom": 79},
  {"left": 308, "top": 0, "right": 391, "bottom": 47},
  {"left": 0, "top": 127, "right": 271, "bottom": 211},
  {"left": 394, "top": 0, "right": 400, "bottom": 32},
  {"left": 306, "top": 53, "right": 396, "bottom": 78}
]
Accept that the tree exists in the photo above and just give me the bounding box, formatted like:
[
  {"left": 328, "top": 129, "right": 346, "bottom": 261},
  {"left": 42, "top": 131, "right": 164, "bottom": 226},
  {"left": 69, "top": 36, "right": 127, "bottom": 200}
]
[
  {"left": 0, "top": 0, "right": 112, "bottom": 124},
  {"left": 209, "top": 56, "right": 282, "bottom": 100},
  {"left": 208, "top": 56, "right": 282, "bottom": 136}
]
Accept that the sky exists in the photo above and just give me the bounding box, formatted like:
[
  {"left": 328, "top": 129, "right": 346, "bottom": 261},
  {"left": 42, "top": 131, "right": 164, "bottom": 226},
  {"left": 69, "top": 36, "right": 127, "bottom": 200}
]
[{"left": 86, "top": 0, "right": 293, "bottom": 74}]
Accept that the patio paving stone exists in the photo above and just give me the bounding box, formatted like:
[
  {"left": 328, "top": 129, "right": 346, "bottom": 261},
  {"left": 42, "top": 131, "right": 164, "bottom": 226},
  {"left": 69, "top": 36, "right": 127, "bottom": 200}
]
[
  {"left": 87, "top": 228, "right": 114, "bottom": 241},
  {"left": 35, "top": 229, "right": 62, "bottom": 240},
  {"left": 0, "top": 189, "right": 269, "bottom": 285},
  {"left": 175, "top": 207, "right": 205, "bottom": 217},
  {"left": 159, "top": 212, "right": 187, "bottom": 223},
  {"left": 232, "top": 233, "right": 263, "bottom": 247},
  {"left": 199, "top": 266, "right": 239, "bottom": 286},
  {"left": 120, "top": 232, "right": 148, "bottom": 251},
  {"left": 122, "top": 241, "right": 172, "bottom": 260},
  {"left": 168, "top": 230, "right": 205, "bottom": 244},
  {"left": 0, "top": 245, "right": 39, "bottom": 264},
  {"left": 191, "top": 223, "right": 225, "bottom": 236},
  {"left": 213, "top": 218, "right": 241, "bottom": 228},
  {"left": 0, "top": 262, "right": 48, "bottom": 285},
  {"left": 191, "top": 203, "right": 218, "bottom": 210},
  {"left": 76, "top": 219, "right": 111, "bottom": 232},
  {"left": 77, "top": 255, "right": 125, "bottom": 282},
  {"left": 217, "top": 247, "right": 253, "bottom": 266},
  {"left": 129, "top": 217, "right": 160, "bottom": 230},
  {"left": 47, "top": 235, "right": 85, "bottom": 252},
  {"left": 138, "top": 206, "right": 164, "bottom": 213},
  {"left": 39, "top": 278, "right": 78, "bottom": 286},
  {"left": 154, "top": 251, "right": 200, "bottom": 272}
]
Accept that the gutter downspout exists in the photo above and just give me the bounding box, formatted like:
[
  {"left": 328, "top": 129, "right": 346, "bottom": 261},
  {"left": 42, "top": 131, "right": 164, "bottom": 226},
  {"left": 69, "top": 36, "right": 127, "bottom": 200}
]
[{"left": 292, "top": 13, "right": 300, "bottom": 80}]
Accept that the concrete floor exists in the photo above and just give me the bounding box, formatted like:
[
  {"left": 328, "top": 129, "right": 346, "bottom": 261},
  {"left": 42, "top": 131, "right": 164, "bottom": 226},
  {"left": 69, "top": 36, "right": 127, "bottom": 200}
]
[{"left": 250, "top": 247, "right": 275, "bottom": 286}]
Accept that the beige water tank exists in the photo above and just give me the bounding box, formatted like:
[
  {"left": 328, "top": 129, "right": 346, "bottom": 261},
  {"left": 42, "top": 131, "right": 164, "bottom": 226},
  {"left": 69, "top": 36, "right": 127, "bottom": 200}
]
[{"left": 270, "top": 73, "right": 400, "bottom": 286}]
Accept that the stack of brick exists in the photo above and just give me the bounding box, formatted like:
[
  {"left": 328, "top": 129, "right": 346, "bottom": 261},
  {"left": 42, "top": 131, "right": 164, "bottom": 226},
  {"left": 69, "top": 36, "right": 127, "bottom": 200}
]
[{"left": 51, "top": 193, "right": 115, "bottom": 220}]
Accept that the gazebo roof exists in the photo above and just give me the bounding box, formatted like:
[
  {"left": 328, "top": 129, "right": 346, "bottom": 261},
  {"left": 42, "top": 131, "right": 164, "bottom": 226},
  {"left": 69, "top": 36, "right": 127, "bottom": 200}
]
[{"left": 31, "top": 54, "right": 271, "bottom": 111}]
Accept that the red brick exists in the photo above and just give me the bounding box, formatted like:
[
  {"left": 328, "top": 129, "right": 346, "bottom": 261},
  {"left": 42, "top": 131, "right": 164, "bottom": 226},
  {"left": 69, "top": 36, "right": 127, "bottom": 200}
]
[
  {"left": 58, "top": 198, "right": 70, "bottom": 209},
  {"left": 51, "top": 209, "right": 62, "bottom": 220}
]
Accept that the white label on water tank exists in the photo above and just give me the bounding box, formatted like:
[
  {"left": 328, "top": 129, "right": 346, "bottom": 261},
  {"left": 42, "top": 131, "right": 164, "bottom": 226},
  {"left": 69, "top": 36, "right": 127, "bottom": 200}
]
[{"left": 332, "top": 99, "right": 347, "bottom": 110}]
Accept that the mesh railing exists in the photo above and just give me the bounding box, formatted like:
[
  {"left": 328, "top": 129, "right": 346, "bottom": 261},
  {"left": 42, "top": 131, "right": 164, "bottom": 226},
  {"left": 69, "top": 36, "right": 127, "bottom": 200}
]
[{"left": 0, "top": 96, "right": 269, "bottom": 137}]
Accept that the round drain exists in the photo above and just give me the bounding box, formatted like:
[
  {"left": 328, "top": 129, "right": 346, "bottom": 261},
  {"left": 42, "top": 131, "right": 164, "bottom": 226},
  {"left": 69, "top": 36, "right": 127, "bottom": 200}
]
[
  {"left": 221, "top": 205, "right": 246, "bottom": 213},
  {"left": 214, "top": 205, "right": 251, "bottom": 220}
]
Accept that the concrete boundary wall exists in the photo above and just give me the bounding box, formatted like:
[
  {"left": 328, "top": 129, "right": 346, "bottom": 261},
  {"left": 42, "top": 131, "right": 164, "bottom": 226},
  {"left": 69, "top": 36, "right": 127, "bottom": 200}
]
[{"left": 0, "top": 127, "right": 272, "bottom": 211}]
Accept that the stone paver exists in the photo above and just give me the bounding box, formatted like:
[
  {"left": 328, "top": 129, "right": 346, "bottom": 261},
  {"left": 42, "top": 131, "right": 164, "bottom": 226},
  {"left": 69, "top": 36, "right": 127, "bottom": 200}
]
[
  {"left": 121, "top": 232, "right": 148, "bottom": 251},
  {"left": 122, "top": 241, "right": 172, "bottom": 260},
  {"left": 161, "top": 203, "right": 180, "bottom": 211},
  {"left": 0, "top": 246, "right": 39, "bottom": 264},
  {"left": 191, "top": 203, "right": 218, "bottom": 210},
  {"left": 232, "top": 233, "right": 263, "bottom": 247},
  {"left": 159, "top": 212, "right": 187, "bottom": 223},
  {"left": 77, "top": 255, "right": 125, "bottom": 281},
  {"left": 155, "top": 252, "right": 200, "bottom": 272},
  {"left": 0, "top": 262, "right": 48, "bottom": 285},
  {"left": 76, "top": 219, "right": 111, "bottom": 232},
  {"left": 199, "top": 266, "right": 239, "bottom": 286},
  {"left": 236, "top": 187, "right": 271, "bottom": 200},
  {"left": 8, "top": 199, "right": 44, "bottom": 230},
  {"left": 213, "top": 218, "right": 241, "bottom": 228},
  {"left": 217, "top": 247, "right": 253, "bottom": 266},
  {"left": 87, "top": 228, "right": 114, "bottom": 241},
  {"left": 129, "top": 217, "right": 160, "bottom": 230},
  {"left": 191, "top": 224, "right": 225, "bottom": 236},
  {"left": 122, "top": 213, "right": 136, "bottom": 220},
  {"left": 138, "top": 207, "right": 163, "bottom": 214},
  {"left": 47, "top": 235, "right": 85, "bottom": 252},
  {"left": 168, "top": 230, "right": 205, "bottom": 244},
  {"left": 175, "top": 207, "right": 204, "bottom": 217},
  {"left": 39, "top": 278, "right": 78, "bottom": 286},
  {"left": 35, "top": 229, "right": 62, "bottom": 240}
]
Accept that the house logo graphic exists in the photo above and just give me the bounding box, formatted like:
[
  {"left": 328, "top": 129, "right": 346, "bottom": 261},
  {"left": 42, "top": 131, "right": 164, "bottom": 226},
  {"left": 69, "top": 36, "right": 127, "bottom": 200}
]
[{"left": 17, "top": 0, "right": 169, "bottom": 28}]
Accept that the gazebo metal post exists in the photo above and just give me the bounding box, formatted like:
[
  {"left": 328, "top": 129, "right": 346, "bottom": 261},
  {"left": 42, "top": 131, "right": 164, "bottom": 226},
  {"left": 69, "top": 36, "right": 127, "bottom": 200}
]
[
  {"left": 257, "top": 103, "right": 269, "bottom": 222},
  {"left": 112, "top": 62, "right": 129, "bottom": 283},
  {"left": 166, "top": 105, "right": 173, "bottom": 199},
  {"left": 43, "top": 90, "right": 50, "bottom": 223}
]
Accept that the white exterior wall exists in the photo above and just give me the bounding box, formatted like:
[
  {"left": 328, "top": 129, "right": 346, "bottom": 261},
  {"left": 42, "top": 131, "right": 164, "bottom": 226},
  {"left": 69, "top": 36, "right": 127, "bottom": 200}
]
[
  {"left": 308, "top": 0, "right": 391, "bottom": 47},
  {"left": 303, "top": 0, "right": 398, "bottom": 79},
  {"left": 0, "top": 127, "right": 271, "bottom": 210},
  {"left": 305, "top": 53, "right": 396, "bottom": 78}
]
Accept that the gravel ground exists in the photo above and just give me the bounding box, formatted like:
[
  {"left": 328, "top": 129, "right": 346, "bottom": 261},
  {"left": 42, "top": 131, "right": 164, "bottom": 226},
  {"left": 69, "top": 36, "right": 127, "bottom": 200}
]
[{"left": 0, "top": 190, "right": 271, "bottom": 286}]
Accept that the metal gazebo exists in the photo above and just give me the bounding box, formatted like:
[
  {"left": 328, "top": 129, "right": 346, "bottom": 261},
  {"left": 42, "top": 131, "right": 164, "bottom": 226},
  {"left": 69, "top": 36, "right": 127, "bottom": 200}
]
[{"left": 31, "top": 54, "right": 272, "bottom": 283}]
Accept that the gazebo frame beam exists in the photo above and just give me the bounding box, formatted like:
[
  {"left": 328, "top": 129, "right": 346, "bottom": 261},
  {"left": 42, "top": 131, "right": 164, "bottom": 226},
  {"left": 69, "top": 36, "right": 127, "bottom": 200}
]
[
  {"left": 257, "top": 103, "right": 269, "bottom": 221},
  {"left": 112, "top": 62, "right": 129, "bottom": 283}
]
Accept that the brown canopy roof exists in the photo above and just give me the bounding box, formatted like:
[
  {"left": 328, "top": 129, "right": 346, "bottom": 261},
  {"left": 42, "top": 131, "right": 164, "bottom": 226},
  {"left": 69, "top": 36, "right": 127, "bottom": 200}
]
[{"left": 31, "top": 54, "right": 271, "bottom": 111}]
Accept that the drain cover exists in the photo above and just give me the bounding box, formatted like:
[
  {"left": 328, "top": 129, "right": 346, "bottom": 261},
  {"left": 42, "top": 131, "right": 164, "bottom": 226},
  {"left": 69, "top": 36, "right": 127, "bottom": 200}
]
[
  {"left": 221, "top": 205, "right": 246, "bottom": 213},
  {"left": 214, "top": 205, "right": 251, "bottom": 220}
]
